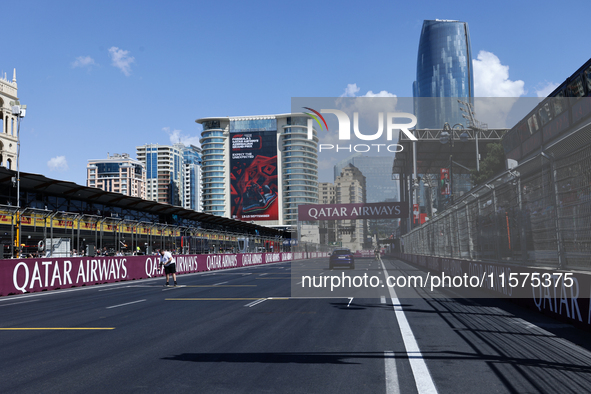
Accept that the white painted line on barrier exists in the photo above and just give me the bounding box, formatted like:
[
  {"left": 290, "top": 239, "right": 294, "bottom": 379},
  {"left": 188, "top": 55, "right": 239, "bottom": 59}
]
[
  {"left": 381, "top": 260, "right": 438, "bottom": 394},
  {"left": 381, "top": 296, "right": 386, "bottom": 304},
  {"left": 384, "top": 351, "right": 400, "bottom": 394},
  {"left": 106, "top": 299, "right": 147, "bottom": 309}
]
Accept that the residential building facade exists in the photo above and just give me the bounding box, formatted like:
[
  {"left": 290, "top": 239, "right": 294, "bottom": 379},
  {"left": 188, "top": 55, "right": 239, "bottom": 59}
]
[
  {"left": 318, "top": 182, "right": 336, "bottom": 245},
  {"left": 335, "top": 164, "right": 368, "bottom": 251},
  {"left": 0, "top": 69, "right": 19, "bottom": 170},
  {"left": 136, "top": 143, "right": 202, "bottom": 209},
  {"left": 87, "top": 153, "right": 146, "bottom": 198}
]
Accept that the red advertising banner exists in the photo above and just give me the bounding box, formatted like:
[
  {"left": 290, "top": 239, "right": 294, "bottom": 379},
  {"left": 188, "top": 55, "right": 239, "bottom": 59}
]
[
  {"left": 230, "top": 131, "right": 279, "bottom": 221},
  {"left": 0, "top": 252, "right": 321, "bottom": 296},
  {"left": 298, "top": 202, "right": 408, "bottom": 221}
]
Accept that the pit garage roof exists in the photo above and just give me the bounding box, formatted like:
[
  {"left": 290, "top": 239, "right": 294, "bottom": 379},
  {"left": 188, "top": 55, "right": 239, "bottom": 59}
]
[
  {"left": 392, "top": 128, "right": 508, "bottom": 177},
  {"left": 0, "top": 167, "right": 281, "bottom": 236}
]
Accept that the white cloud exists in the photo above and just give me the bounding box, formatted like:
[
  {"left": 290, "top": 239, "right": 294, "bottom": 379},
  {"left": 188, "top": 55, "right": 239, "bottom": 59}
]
[
  {"left": 341, "top": 83, "right": 396, "bottom": 98},
  {"left": 47, "top": 156, "right": 68, "bottom": 171},
  {"left": 164, "top": 127, "right": 201, "bottom": 147},
  {"left": 108, "top": 47, "right": 135, "bottom": 76},
  {"left": 72, "top": 56, "right": 96, "bottom": 69},
  {"left": 363, "top": 90, "right": 396, "bottom": 98},
  {"left": 535, "top": 82, "right": 559, "bottom": 98},
  {"left": 473, "top": 50, "right": 525, "bottom": 97},
  {"left": 341, "top": 83, "right": 360, "bottom": 97},
  {"left": 472, "top": 51, "right": 526, "bottom": 127}
]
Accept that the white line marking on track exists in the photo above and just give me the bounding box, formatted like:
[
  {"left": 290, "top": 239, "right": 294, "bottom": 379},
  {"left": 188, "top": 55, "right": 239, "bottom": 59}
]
[
  {"left": 99, "top": 286, "right": 132, "bottom": 291},
  {"left": 0, "top": 299, "right": 40, "bottom": 307},
  {"left": 381, "top": 260, "right": 438, "bottom": 394},
  {"left": 161, "top": 285, "right": 186, "bottom": 291},
  {"left": 244, "top": 298, "right": 267, "bottom": 307},
  {"left": 384, "top": 351, "right": 400, "bottom": 394},
  {"left": 212, "top": 281, "right": 228, "bottom": 286},
  {"left": 106, "top": 299, "right": 147, "bottom": 309}
]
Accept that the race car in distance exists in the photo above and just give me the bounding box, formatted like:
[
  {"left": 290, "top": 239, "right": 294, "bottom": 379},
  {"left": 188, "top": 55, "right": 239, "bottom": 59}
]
[{"left": 329, "top": 248, "right": 355, "bottom": 270}]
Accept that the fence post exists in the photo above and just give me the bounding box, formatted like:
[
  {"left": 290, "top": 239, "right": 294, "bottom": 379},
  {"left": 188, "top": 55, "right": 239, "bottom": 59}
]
[
  {"left": 465, "top": 203, "right": 474, "bottom": 260},
  {"left": 517, "top": 177, "right": 528, "bottom": 264},
  {"left": 548, "top": 156, "right": 567, "bottom": 268}
]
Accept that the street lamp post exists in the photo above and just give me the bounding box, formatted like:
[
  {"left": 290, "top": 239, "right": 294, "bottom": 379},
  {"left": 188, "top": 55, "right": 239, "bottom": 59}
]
[
  {"left": 458, "top": 100, "right": 487, "bottom": 173},
  {"left": 10, "top": 101, "right": 26, "bottom": 257}
]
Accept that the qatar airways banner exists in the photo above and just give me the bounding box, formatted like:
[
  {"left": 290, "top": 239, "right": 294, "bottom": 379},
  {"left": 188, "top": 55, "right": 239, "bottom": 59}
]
[
  {"left": 0, "top": 252, "right": 323, "bottom": 296},
  {"left": 298, "top": 202, "right": 408, "bottom": 221}
]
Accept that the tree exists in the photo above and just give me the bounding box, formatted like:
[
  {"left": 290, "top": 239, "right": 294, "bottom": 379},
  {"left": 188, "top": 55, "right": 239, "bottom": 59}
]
[{"left": 470, "top": 143, "right": 506, "bottom": 186}]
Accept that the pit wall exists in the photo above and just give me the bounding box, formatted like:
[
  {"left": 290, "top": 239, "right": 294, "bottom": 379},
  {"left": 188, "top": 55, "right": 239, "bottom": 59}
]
[
  {"left": 1, "top": 252, "right": 329, "bottom": 297},
  {"left": 390, "top": 252, "right": 591, "bottom": 331}
]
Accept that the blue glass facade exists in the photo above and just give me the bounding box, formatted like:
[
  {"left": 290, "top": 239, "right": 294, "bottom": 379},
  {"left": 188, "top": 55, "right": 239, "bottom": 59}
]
[
  {"left": 146, "top": 151, "right": 158, "bottom": 179},
  {"left": 414, "top": 20, "right": 474, "bottom": 129}
]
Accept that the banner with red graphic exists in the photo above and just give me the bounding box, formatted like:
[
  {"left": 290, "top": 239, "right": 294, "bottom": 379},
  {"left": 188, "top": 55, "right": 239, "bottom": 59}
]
[{"left": 230, "top": 130, "right": 279, "bottom": 221}]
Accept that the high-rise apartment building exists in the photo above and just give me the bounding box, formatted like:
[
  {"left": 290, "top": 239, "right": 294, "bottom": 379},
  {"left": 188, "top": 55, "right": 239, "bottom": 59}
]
[
  {"left": 136, "top": 143, "right": 202, "bottom": 209},
  {"left": 87, "top": 153, "right": 146, "bottom": 198},
  {"left": 334, "top": 154, "right": 398, "bottom": 202},
  {"left": 318, "top": 182, "right": 335, "bottom": 204},
  {"left": 0, "top": 69, "right": 19, "bottom": 170},
  {"left": 318, "top": 182, "right": 336, "bottom": 245},
  {"left": 334, "top": 154, "right": 399, "bottom": 240},
  {"left": 335, "top": 164, "right": 368, "bottom": 251},
  {"left": 183, "top": 145, "right": 202, "bottom": 211},
  {"left": 413, "top": 19, "right": 474, "bottom": 129},
  {"left": 196, "top": 114, "right": 318, "bottom": 228}
]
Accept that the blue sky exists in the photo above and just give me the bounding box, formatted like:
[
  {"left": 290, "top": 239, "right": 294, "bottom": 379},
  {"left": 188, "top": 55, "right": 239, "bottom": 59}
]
[{"left": 2, "top": 0, "right": 589, "bottom": 185}]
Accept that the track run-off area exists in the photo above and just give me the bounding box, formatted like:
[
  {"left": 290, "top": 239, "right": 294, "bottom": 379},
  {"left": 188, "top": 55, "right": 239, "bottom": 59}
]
[{"left": 1, "top": 256, "right": 591, "bottom": 393}]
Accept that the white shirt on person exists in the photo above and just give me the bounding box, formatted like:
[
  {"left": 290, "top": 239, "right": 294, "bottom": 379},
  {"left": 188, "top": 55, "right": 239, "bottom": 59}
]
[{"left": 160, "top": 251, "right": 175, "bottom": 266}]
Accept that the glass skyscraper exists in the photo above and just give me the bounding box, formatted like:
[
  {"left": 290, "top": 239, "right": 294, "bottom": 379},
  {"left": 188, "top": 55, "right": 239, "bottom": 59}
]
[{"left": 413, "top": 19, "right": 474, "bottom": 129}]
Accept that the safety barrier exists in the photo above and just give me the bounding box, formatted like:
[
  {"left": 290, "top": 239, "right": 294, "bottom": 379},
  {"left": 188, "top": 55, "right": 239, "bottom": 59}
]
[{"left": 1, "top": 251, "right": 329, "bottom": 296}]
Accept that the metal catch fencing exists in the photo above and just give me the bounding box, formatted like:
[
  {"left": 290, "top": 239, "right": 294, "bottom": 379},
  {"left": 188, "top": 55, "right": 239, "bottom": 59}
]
[{"left": 402, "top": 137, "right": 591, "bottom": 270}]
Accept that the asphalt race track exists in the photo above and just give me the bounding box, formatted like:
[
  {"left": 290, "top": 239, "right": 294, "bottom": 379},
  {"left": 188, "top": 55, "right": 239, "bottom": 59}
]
[{"left": 1, "top": 257, "right": 591, "bottom": 393}]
